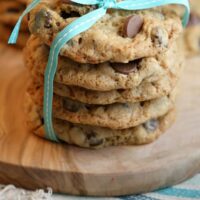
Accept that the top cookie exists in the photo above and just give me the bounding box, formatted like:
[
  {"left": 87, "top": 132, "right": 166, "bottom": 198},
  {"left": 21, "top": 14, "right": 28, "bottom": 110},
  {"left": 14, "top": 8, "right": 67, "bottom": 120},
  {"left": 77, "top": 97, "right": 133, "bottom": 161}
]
[{"left": 28, "top": 0, "right": 183, "bottom": 64}]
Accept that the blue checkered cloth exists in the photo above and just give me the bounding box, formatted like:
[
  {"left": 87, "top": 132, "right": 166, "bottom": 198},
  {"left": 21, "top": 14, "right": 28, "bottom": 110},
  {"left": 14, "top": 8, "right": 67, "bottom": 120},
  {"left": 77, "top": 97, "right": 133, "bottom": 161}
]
[{"left": 55, "top": 174, "right": 200, "bottom": 200}]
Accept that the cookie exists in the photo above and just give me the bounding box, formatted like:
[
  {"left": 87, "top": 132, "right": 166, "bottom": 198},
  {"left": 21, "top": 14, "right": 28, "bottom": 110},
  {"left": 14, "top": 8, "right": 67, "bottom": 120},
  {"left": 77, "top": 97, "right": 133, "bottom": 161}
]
[
  {"left": 52, "top": 78, "right": 178, "bottom": 105},
  {"left": 55, "top": 109, "right": 176, "bottom": 148},
  {"left": 24, "top": 36, "right": 183, "bottom": 92},
  {"left": 53, "top": 94, "right": 175, "bottom": 129},
  {"left": 29, "top": 62, "right": 180, "bottom": 105},
  {"left": 27, "top": 74, "right": 176, "bottom": 129},
  {"left": 25, "top": 93, "right": 175, "bottom": 149},
  {"left": 27, "top": 1, "right": 182, "bottom": 63},
  {"left": 0, "top": 24, "right": 29, "bottom": 48},
  {"left": 0, "top": 1, "right": 27, "bottom": 31}
]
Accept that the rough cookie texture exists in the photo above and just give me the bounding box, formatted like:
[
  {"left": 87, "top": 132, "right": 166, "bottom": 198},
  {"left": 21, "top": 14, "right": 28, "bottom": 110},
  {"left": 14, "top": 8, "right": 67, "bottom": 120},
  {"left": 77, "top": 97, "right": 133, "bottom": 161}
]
[
  {"left": 24, "top": 36, "right": 183, "bottom": 92},
  {"left": 28, "top": 1, "right": 182, "bottom": 63},
  {"left": 25, "top": 92, "right": 175, "bottom": 149}
]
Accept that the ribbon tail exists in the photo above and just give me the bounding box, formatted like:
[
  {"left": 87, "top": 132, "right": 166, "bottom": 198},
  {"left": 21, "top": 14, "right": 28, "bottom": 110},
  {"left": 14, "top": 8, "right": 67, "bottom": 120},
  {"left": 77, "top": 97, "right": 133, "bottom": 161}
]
[
  {"left": 8, "top": 0, "right": 41, "bottom": 44},
  {"left": 43, "top": 7, "right": 106, "bottom": 141},
  {"left": 8, "top": 20, "right": 21, "bottom": 44}
]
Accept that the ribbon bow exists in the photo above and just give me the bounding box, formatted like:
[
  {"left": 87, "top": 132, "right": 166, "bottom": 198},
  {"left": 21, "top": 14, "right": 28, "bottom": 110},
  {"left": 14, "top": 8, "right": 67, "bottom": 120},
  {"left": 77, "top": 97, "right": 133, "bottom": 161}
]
[{"left": 8, "top": 0, "right": 190, "bottom": 141}]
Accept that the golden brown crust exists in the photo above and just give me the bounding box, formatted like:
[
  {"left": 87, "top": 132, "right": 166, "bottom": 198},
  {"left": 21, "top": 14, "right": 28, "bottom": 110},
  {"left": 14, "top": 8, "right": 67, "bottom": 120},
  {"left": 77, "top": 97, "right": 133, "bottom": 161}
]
[{"left": 28, "top": 2, "right": 182, "bottom": 63}]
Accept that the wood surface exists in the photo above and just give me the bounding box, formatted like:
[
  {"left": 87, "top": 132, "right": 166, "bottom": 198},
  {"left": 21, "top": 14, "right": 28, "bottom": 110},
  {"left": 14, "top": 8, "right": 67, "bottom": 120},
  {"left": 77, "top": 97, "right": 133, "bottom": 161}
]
[{"left": 0, "top": 45, "right": 199, "bottom": 197}]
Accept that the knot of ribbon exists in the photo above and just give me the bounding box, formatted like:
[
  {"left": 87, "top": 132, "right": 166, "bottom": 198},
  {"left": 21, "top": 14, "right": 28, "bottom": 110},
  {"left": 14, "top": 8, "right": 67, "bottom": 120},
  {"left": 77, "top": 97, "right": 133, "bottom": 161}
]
[
  {"left": 8, "top": 0, "right": 190, "bottom": 142},
  {"left": 99, "top": 0, "right": 117, "bottom": 8}
]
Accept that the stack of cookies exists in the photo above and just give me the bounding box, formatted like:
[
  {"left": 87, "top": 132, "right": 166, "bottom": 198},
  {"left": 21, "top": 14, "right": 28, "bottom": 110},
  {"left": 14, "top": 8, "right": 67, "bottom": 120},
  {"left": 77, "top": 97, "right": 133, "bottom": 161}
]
[
  {"left": 0, "top": 0, "right": 29, "bottom": 48},
  {"left": 24, "top": 1, "right": 184, "bottom": 148}
]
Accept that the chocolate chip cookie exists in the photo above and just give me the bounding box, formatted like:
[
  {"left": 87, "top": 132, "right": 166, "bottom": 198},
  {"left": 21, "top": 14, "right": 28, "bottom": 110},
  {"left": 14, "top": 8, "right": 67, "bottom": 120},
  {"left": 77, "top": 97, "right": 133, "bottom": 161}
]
[
  {"left": 29, "top": 63, "right": 179, "bottom": 105},
  {"left": 27, "top": 73, "right": 176, "bottom": 129},
  {"left": 55, "top": 109, "right": 176, "bottom": 148},
  {"left": 25, "top": 92, "right": 175, "bottom": 149},
  {"left": 25, "top": 36, "right": 183, "bottom": 93},
  {"left": 52, "top": 78, "right": 178, "bottom": 105},
  {"left": 27, "top": 0, "right": 182, "bottom": 63}
]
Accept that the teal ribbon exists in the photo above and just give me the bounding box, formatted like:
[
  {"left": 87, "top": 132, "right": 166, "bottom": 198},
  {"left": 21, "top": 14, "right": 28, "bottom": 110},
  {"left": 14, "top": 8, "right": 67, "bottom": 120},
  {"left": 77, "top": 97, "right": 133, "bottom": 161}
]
[{"left": 8, "top": 0, "right": 190, "bottom": 142}]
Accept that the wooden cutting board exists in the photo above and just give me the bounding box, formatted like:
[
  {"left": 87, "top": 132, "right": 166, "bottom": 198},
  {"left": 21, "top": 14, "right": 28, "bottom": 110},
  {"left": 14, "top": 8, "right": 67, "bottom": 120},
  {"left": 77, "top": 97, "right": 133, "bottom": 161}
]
[{"left": 0, "top": 45, "right": 200, "bottom": 197}]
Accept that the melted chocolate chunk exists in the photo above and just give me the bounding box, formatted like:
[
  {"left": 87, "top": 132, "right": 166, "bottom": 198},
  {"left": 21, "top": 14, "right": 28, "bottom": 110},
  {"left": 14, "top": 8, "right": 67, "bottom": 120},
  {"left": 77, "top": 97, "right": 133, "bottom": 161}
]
[
  {"left": 87, "top": 132, "right": 103, "bottom": 147},
  {"left": 143, "top": 119, "right": 159, "bottom": 132},
  {"left": 123, "top": 15, "right": 144, "bottom": 38},
  {"left": 63, "top": 98, "right": 81, "bottom": 113},
  {"left": 111, "top": 59, "right": 140, "bottom": 75}
]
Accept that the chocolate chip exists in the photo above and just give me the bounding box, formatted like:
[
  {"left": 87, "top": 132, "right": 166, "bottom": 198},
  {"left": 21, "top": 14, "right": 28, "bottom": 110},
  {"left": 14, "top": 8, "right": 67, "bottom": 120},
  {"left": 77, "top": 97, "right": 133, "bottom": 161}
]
[
  {"left": 140, "top": 101, "right": 145, "bottom": 107},
  {"left": 56, "top": 22, "right": 61, "bottom": 27},
  {"left": 143, "top": 119, "right": 159, "bottom": 132},
  {"left": 63, "top": 98, "right": 81, "bottom": 113},
  {"left": 44, "top": 12, "right": 52, "bottom": 28},
  {"left": 187, "top": 13, "right": 200, "bottom": 27},
  {"left": 123, "top": 15, "right": 144, "bottom": 38},
  {"left": 111, "top": 59, "right": 140, "bottom": 75},
  {"left": 151, "top": 27, "right": 168, "bottom": 48},
  {"left": 34, "top": 10, "right": 52, "bottom": 31},
  {"left": 41, "top": 118, "right": 44, "bottom": 124},
  {"left": 117, "top": 89, "right": 126, "bottom": 93},
  {"left": 87, "top": 132, "right": 103, "bottom": 147}
]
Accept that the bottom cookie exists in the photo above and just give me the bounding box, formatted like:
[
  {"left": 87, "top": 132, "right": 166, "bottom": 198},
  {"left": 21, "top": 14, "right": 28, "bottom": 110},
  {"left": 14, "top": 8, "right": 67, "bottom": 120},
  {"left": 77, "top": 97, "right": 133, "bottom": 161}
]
[
  {"left": 0, "top": 24, "right": 29, "bottom": 48},
  {"left": 56, "top": 109, "right": 175, "bottom": 149}
]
